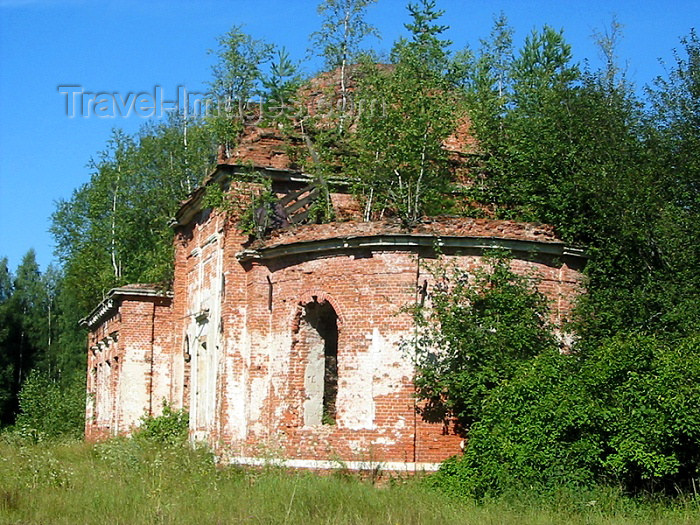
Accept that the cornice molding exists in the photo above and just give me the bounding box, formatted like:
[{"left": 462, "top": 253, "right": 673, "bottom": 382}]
[
  {"left": 237, "top": 233, "right": 587, "bottom": 264},
  {"left": 81, "top": 287, "right": 173, "bottom": 330}
]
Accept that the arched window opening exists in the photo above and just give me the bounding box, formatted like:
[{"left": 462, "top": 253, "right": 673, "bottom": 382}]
[
  {"left": 300, "top": 299, "right": 339, "bottom": 426},
  {"left": 184, "top": 335, "right": 191, "bottom": 363}
]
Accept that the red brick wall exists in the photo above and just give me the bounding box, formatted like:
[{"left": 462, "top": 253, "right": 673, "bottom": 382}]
[
  {"left": 216, "top": 247, "right": 581, "bottom": 466},
  {"left": 86, "top": 312, "right": 120, "bottom": 441},
  {"left": 165, "top": 185, "right": 584, "bottom": 468},
  {"left": 87, "top": 179, "right": 585, "bottom": 470},
  {"left": 85, "top": 294, "right": 173, "bottom": 441}
]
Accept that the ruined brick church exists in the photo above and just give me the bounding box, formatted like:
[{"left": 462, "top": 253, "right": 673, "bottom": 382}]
[{"left": 83, "top": 70, "right": 586, "bottom": 471}]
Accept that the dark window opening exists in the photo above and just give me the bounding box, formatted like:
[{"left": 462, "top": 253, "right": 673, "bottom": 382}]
[
  {"left": 184, "top": 335, "right": 191, "bottom": 363},
  {"left": 303, "top": 299, "right": 339, "bottom": 425}
]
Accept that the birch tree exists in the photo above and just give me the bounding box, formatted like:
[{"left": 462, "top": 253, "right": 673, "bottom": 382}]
[
  {"left": 208, "top": 26, "right": 273, "bottom": 156},
  {"left": 51, "top": 118, "right": 215, "bottom": 314},
  {"left": 351, "top": 0, "right": 459, "bottom": 224},
  {"left": 311, "top": 0, "right": 379, "bottom": 133}
]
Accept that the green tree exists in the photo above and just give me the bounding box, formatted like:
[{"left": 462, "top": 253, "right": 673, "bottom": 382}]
[
  {"left": 425, "top": 28, "right": 700, "bottom": 499},
  {"left": 50, "top": 117, "right": 215, "bottom": 378},
  {"left": 395, "top": 0, "right": 451, "bottom": 70},
  {"left": 32, "top": 263, "right": 60, "bottom": 375},
  {"left": 0, "top": 259, "right": 11, "bottom": 305},
  {"left": 207, "top": 26, "right": 274, "bottom": 155},
  {"left": 351, "top": 0, "right": 460, "bottom": 223},
  {"left": 511, "top": 26, "right": 579, "bottom": 107},
  {"left": 475, "top": 25, "right": 582, "bottom": 225},
  {"left": 414, "top": 254, "right": 557, "bottom": 429},
  {"left": 262, "top": 47, "right": 303, "bottom": 122},
  {"left": 592, "top": 16, "right": 627, "bottom": 94},
  {"left": 0, "top": 251, "right": 55, "bottom": 425},
  {"left": 14, "top": 369, "right": 85, "bottom": 441},
  {"left": 465, "top": 22, "right": 684, "bottom": 340},
  {"left": 310, "top": 0, "right": 379, "bottom": 133},
  {"left": 51, "top": 117, "right": 215, "bottom": 316},
  {"left": 50, "top": 276, "right": 87, "bottom": 381},
  {"left": 48, "top": 111, "right": 215, "bottom": 392},
  {"left": 464, "top": 13, "right": 514, "bottom": 143},
  {"left": 433, "top": 333, "right": 700, "bottom": 498},
  {"left": 52, "top": 130, "right": 138, "bottom": 309},
  {"left": 0, "top": 257, "right": 16, "bottom": 424},
  {"left": 11, "top": 250, "right": 48, "bottom": 385},
  {"left": 641, "top": 30, "right": 700, "bottom": 335}
]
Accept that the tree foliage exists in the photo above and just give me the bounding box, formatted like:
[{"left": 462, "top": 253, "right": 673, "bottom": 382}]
[
  {"left": 421, "top": 23, "right": 700, "bottom": 498},
  {"left": 0, "top": 252, "right": 60, "bottom": 425},
  {"left": 462, "top": 13, "right": 513, "bottom": 136},
  {"left": 46, "top": 117, "right": 216, "bottom": 391},
  {"left": 51, "top": 117, "right": 215, "bottom": 315},
  {"left": 207, "top": 26, "right": 274, "bottom": 152},
  {"left": 413, "top": 254, "right": 557, "bottom": 429},
  {"left": 262, "top": 47, "right": 304, "bottom": 120},
  {"left": 0, "top": 257, "right": 16, "bottom": 424},
  {"left": 13, "top": 369, "right": 85, "bottom": 442},
  {"left": 431, "top": 334, "right": 700, "bottom": 498},
  {"left": 311, "top": 0, "right": 378, "bottom": 134},
  {"left": 311, "top": 0, "right": 379, "bottom": 70},
  {"left": 641, "top": 29, "right": 700, "bottom": 335},
  {"left": 1, "top": 1, "right": 697, "bottom": 498},
  {"left": 350, "top": 0, "right": 461, "bottom": 223}
]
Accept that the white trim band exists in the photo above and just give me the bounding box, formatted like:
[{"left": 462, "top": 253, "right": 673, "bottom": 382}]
[{"left": 226, "top": 456, "right": 442, "bottom": 472}]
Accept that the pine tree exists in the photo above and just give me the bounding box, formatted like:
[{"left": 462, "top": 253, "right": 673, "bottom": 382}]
[{"left": 0, "top": 257, "right": 16, "bottom": 424}]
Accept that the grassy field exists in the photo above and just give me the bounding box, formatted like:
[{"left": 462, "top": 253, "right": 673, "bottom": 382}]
[{"left": 1, "top": 437, "right": 699, "bottom": 525}]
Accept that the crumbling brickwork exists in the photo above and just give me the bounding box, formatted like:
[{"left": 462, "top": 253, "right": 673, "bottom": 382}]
[
  {"left": 84, "top": 67, "right": 584, "bottom": 470},
  {"left": 84, "top": 286, "right": 174, "bottom": 440},
  {"left": 84, "top": 173, "right": 585, "bottom": 472}
]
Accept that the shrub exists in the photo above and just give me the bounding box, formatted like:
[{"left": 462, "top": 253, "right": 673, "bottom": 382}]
[
  {"left": 430, "top": 333, "right": 700, "bottom": 497},
  {"left": 133, "top": 402, "right": 189, "bottom": 446},
  {"left": 593, "top": 334, "right": 700, "bottom": 492},
  {"left": 413, "top": 253, "right": 558, "bottom": 429},
  {"left": 429, "top": 349, "right": 603, "bottom": 498},
  {"left": 12, "top": 370, "right": 85, "bottom": 442}
]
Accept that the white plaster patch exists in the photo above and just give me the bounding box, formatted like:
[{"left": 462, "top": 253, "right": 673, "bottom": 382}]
[
  {"left": 340, "top": 354, "right": 375, "bottom": 430},
  {"left": 119, "top": 360, "right": 149, "bottom": 429},
  {"left": 348, "top": 438, "right": 367, "bottom": 455},
  {"left": 224, "top": 355, "right": 248, "bottom": 440},
  {"left": 248, "top": 375, "right": 268, "bottom": 428},
  {"left": 267, "top": 331, "right": 294, "bottom": 423},
  {"left": 340, "top": 328, "right": 413, "bottom": 430},
  {"left": 226, "top": 456, "right": 443, "bottom": 472},
  {"left": 303, "top": 333, "right": 325, "bottom": 427},
  {"left": 371, "top": 436, "right": 396, "bottom": 446},
  {"left": 369, "top": 328, "right": 413, "bottom": 398}
]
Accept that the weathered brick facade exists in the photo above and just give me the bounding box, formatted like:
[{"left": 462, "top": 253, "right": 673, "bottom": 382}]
[
  {"left": 84, "top": 167, "right": 586, "bottom": 471},
  {"left": 83, "top": 67, "right": 585, "bottom": 470},
  {"left": 84, "top": 286, "right": 174, "bottom": 441}
]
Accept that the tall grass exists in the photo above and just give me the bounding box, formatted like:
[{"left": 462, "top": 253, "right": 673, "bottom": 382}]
[{"left": 1, "top": 436, "right": 698, "bottom": 524}]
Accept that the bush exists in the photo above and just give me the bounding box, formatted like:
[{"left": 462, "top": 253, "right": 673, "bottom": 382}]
[
  {"left": 429, "top": 349, "right": 602, "bottom": 498},
  {"left": 593, "top": 334, "right": 700, "bottom": 492},
  {"left": 413, "top": 253, "right": 558, "bottom": 428},
  {"left": 430, "top": 333, "right": 700, "bottom": 497},
  {"left": 133, "top": 402, "right": 189, "bottom": 446},
  {"left": 12, "top": 370, "right": 85, "bottom": 442}
]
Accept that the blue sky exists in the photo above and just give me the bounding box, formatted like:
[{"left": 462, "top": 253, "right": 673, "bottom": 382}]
[{"left": 0, "top": 0, "right": 697, "bottom": 273}]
